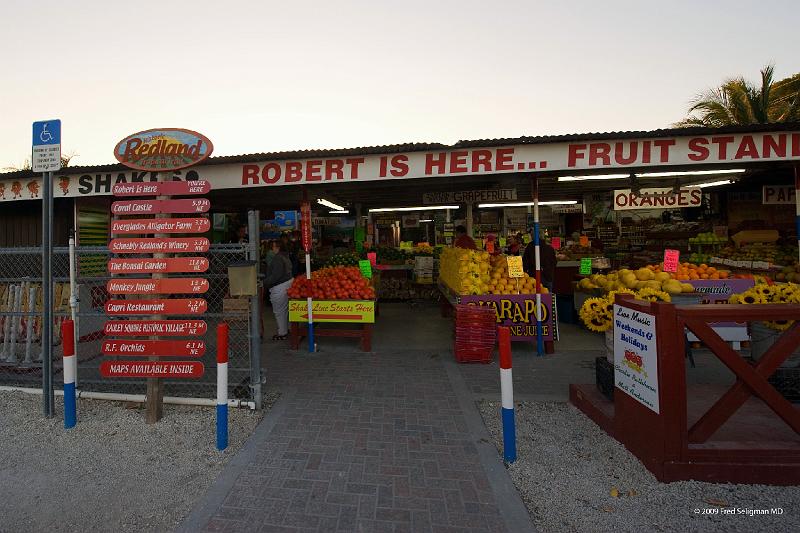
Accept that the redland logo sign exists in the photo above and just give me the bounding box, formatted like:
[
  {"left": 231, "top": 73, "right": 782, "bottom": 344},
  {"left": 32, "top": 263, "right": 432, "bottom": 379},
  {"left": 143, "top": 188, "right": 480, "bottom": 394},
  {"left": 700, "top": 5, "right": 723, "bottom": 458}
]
[{"left": 114, "top": 128, "right": 213, "bottom": 171}]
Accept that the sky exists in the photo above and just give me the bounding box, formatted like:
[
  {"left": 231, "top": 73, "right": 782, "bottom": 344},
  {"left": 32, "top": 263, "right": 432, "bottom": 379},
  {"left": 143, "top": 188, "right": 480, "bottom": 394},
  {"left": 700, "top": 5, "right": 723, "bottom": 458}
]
[{"left": 1, "top": 0, "right": 798, "bottom": 169}]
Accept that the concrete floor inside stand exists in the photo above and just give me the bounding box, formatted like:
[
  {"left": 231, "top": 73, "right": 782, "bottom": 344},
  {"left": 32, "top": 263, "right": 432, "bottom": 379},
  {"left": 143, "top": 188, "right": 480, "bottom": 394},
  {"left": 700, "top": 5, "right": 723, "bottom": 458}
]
[{"left": 262, "top": 300, "right": 738, "bottom": 402}]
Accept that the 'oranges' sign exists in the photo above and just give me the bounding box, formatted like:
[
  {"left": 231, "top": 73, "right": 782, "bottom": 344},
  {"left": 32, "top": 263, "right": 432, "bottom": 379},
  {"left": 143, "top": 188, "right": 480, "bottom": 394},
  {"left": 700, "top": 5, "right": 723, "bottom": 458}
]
[{"left": 114, "top": 128, "right": 213, "bottom": 171}]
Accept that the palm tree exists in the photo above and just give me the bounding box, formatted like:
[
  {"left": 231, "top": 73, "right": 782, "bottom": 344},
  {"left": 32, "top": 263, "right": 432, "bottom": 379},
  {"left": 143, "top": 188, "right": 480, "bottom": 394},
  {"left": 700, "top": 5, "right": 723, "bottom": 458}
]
[{"left": 675, "top": 64, "right": 800, "bottom": 127}]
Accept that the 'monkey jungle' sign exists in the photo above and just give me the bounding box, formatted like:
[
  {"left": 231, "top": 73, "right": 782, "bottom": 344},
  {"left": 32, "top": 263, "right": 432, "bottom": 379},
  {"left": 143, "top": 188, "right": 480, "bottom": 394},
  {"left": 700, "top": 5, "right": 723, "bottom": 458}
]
[{"left": 4, "top": 130, "right": 799, "bottom": 202}]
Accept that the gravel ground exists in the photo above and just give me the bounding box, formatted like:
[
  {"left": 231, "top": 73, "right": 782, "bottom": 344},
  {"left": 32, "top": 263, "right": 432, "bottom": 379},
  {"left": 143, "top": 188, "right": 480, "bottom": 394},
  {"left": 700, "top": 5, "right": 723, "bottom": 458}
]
[
  {"left": 0, "top": 391, "right": 278, "bottom": 533},
  {"left": 478, "top": 401, "right": 800, "bottom": 533}
]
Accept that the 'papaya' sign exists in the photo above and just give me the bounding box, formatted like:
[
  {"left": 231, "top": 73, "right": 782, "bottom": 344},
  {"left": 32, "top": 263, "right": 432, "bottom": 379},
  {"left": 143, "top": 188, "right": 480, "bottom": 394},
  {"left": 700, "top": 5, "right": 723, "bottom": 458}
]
[{"left": 114, "top": 128, "right": 213, "bottom": 171}]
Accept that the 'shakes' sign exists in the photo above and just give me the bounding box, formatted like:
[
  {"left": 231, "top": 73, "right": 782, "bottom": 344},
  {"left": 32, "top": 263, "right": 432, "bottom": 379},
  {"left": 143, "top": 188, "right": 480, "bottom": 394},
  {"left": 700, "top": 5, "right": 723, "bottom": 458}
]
[{"left": 114, "top": 128, "right": 213, "bottom": 171}]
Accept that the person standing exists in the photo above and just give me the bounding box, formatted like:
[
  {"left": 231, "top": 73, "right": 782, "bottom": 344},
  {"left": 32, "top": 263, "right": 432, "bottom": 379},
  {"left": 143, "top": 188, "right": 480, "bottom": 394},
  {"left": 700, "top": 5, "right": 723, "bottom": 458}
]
[
  {"left": 453, "top": 225, "right": 477, "bottom": 249},
  {"left": 522, "top": 235, "right": 556, "bottom": 292},
  {"left": 264, "top": 240, "right": 294, "bottom": 340}
]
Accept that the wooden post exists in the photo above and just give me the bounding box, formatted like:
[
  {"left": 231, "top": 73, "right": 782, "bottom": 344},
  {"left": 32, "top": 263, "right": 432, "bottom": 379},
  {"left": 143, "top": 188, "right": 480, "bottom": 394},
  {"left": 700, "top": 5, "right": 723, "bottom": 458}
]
[{"left": 146, "top": 175, "right": 168, "bottom": 424}]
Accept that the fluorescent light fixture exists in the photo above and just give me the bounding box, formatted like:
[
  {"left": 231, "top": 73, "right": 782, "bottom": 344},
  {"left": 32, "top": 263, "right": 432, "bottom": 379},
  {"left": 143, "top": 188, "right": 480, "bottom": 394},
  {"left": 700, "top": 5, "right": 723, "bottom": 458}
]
[
  {"left": 477, "top": 200, "right": 578, "bottom": 208},
  {"left": 558, "top": 168, "right": 746, "bottom": 182},
  {"left": 419, "top": 219, "right": 434, "bottom": 222},
  {"left": 368, "top": 205, "right": 459, "bottom": 212},
  {"left": 329, "top": 210, "right": 349, "bottom": 214},
  {"left": 558, "top": 174, "right": 628, "bottom": 182},
  {"left": 317, "top": 198, "right": 344, "bottom": 211},
  {"left": 637, "top": 169, "right": 745, "bottom": 178},
  {"left": 693, "top": 179, "right": 733, "bottom": 188}
]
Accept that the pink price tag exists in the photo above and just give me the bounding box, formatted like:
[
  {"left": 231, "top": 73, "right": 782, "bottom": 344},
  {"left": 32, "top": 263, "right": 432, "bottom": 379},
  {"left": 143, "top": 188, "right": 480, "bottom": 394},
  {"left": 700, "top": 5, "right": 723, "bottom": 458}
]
[
  {"left": 663, "top": 249, "right": 680, "bottom": 272},
  {"left": 551, "top": 237, "right": 561, "bottom": 250},
  {"left": 367, "top": 252, "right": 377, "bottom": 266}
]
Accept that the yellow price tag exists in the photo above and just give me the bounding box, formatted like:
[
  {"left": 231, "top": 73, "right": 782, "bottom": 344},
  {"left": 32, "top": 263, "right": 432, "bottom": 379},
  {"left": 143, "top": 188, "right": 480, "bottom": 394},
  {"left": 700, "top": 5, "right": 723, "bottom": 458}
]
[{"left": 507, "top": 256, "right": 524, "bottom": 278}]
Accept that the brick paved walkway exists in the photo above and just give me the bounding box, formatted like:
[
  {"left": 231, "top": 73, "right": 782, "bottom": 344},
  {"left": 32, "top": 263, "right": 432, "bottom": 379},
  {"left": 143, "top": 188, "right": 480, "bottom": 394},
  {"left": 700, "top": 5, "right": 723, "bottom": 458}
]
[{"left": 179, "top": 348, "right": 533, "bottom": 532}]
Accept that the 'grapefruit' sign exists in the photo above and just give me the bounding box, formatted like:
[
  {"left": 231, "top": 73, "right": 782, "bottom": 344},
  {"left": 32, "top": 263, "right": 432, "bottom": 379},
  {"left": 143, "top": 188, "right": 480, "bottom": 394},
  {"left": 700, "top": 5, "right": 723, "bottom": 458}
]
[{"left": 113, "top": 129, "right": 213, "bottom": 172}]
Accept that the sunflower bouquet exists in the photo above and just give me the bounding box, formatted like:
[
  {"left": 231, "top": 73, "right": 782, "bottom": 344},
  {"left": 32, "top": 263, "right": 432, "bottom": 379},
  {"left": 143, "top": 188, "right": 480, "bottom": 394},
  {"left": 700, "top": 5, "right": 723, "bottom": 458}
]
[
  {"left": 579, "top": 287, "right": 672, "bottom": 333},
  {"left": 728, "top": 282, "right": 800, "bottom": 331}
]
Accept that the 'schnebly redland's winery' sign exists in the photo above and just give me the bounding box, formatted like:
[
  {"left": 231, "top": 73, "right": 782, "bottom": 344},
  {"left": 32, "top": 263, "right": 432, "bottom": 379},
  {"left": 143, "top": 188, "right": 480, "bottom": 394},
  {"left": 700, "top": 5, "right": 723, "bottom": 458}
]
[
  {"left": 111, "top": 217, "right": 210, "bottom": 234},
  {"left": 109, "top": 237, "right": 210, "bottom": 253},
  {"left": 104, "top": 320, "right": 207, "bottom": 336},
  {"left": 113, "top": 128, "right": 213, "bottom": 171},
  {"left": 105, "top": 298, "right": 207, "bottom": 315},
  {"left": 613, "top": 187, "right": 702, "bottom": 211},
  {"left": 6, "top": 130, "right": 800, "bottom": 202}
]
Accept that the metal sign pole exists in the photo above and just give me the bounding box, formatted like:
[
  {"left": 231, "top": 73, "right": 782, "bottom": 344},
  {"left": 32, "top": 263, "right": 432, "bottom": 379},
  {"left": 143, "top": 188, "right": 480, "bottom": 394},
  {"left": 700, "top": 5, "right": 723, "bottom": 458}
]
[
  {"left": 247, "top": 210, "right": 262, "bottom": 409},
  {"left": 42, "top": 170, "right": 54, "bottom": 417}
]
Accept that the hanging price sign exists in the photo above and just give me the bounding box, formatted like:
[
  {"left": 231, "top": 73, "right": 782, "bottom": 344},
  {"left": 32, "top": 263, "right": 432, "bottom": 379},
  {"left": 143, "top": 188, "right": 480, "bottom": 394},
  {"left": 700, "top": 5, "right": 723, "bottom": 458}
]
[
  {"left": 580, "top": 257, "right": 592, "bottom": 275},
  {"left": 112, "top": 180, "right": 211, "bottom": 197},
  {"left": 663, "top": 249, "right": 680, "bottom": 273},
  {"left": 107, "top": 257, "right": 209, "bottom": 274},
  {"left": 105, "top": 299, "right": 207, "bottom": 316},
  {"left": 551, "top": 237, "right": 561, "bottom": 250},
  {"left": 507, "top": 256, "right": 524, "bottom": 278},
  {"left": 359, "top": 259, "right": 372, "bottom": 279}
]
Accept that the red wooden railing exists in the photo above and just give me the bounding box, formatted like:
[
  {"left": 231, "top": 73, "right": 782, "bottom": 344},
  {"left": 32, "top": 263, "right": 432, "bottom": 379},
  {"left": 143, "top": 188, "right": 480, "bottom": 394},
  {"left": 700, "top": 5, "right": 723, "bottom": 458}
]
[{"left": 616, "top": 295, "right": 800, "bottom": 450}]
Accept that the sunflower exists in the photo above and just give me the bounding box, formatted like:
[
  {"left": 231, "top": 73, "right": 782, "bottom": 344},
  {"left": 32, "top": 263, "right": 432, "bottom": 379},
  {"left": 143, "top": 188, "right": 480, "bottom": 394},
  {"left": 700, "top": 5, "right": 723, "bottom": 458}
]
[
  {"left": 580, "top": 297, "right": 613, "bottom": 333},
  {"left": 753, "top": 284, "right": 776, "bottom": 300},
  {"left": 728, "top": 294, "right": 741, "bottom": 304},
  {"left": 738, "top": 290, "right": 766, "bottom": 305},
  {"left": 765, "top": 320, "right": 794, "bottom": 331},
  {"left": 635, "top": 288, "right": 671, "bottom": 303},
  {"left": 607, "top": 288, "right": 635, "bottom": 302}
]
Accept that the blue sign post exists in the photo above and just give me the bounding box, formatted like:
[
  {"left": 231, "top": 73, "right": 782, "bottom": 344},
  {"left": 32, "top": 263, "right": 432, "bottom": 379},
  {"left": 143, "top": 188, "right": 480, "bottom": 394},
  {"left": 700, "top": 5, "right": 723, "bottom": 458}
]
[{"left": 32, "top": 119, "right": 61, "bottom": 418}]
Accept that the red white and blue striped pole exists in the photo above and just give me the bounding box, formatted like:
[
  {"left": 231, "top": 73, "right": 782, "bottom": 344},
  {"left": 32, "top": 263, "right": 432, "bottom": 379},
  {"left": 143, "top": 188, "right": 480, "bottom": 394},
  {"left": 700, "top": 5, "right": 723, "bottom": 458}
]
[
  {"left": 532, "top": 177, "right": 544, "bottom": 356},
  {"left": 498, "top": 326, "right": 516, "bottom": 463},
  {"left": 62, "top": 319, "right": 76, "bottom": 429},
  {"left": 216, "top": 322, "right": 229, "bottom": 451},
  {"left": 794, "top": 167, "right": 799, "bottom": 267}
]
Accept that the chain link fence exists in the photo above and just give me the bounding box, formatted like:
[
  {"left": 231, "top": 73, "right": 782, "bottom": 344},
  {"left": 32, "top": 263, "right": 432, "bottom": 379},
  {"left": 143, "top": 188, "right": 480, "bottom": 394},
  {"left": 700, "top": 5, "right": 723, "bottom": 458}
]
[{"left": 0, "top": 244, "right": 259, "bottom": 404}]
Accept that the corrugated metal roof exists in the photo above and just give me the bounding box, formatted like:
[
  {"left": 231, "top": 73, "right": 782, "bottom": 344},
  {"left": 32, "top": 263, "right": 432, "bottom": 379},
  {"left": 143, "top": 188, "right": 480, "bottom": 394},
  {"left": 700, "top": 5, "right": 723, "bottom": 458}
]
[{"left": 2, "top": 122, "right": 799, "bottom": 180}]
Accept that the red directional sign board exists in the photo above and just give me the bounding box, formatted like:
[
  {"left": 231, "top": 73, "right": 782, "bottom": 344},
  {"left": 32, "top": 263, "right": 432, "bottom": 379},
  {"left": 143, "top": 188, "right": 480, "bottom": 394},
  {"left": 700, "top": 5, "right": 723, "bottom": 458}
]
[
  {"left": 107, "top": 257, "right": 209, "bottom": 274},
  {"left": 107, "top": 278, "right": 209, "bottom": 295},
  {"left": 102, "top": 339, "right": 206, "bottom": 357},
  {"left": 105, "top": 299, "right": 207, "bottom": 315},
  {"left": 109, "top": 237, "right": 210, "bottom": 254},
  {"left": 112, "top": 180, "right": 211, "bottom": 197},
  {"left": 100, "top": 360, "right": 204, "bottom": 378},
  {"left": 111, "top": 198, "right": 211, "bottom": 215},
  {"left": 104, "top": 320, "right": 207, "bottom": 336},
  {"left": 301, "top": 201, "right": 312, "bottom": 252},
  {"left": 111, "top": 217, "right": 210, "bottom": 234}
]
